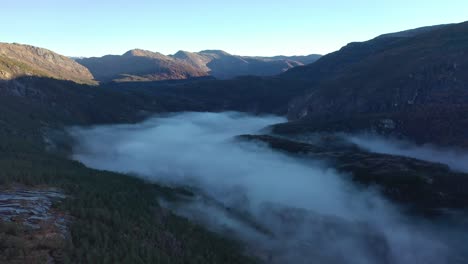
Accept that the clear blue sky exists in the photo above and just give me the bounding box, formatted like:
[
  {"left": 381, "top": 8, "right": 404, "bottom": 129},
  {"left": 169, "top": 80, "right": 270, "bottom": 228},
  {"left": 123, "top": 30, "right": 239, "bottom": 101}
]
[{"left": 2, "top": 1, "right": 467, "bottom": 57}]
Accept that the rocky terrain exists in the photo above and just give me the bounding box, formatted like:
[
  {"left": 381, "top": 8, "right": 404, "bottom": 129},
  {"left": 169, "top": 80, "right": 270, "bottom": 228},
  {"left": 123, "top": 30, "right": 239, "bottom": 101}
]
[
  {"left": 0, "top": 43, "right": 96, "bottom": 85},
  {"left": 0, "top": 186, "right": 68, "bottom": 263}
]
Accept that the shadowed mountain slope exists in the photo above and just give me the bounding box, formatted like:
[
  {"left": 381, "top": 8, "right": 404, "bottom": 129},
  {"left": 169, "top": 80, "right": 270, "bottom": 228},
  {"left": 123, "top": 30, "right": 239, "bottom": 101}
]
[{"left": 277, "top": 22, "right": 468, "bottom": 147}]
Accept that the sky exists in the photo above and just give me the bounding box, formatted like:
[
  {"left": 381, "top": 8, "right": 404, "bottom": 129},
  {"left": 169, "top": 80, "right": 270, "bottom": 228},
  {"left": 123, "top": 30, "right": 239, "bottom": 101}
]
[{"left": 2, "top": 1, "right": 467, "bottom": 57}]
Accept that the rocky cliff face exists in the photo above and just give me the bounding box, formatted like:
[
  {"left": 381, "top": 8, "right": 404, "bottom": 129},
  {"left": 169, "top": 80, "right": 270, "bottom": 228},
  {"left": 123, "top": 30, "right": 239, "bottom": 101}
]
[{"left": 0, "top": 43, "right": 95, "bottom": 84}]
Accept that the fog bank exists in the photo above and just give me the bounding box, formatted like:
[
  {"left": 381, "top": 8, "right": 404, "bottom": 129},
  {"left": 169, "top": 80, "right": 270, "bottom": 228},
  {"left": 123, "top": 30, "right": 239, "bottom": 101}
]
[
  {"left": 68, "top": 112, "right": 465, "bottom": 264},
  {"left": 348, "top": 134, "right": 468, "bottom": 173}
]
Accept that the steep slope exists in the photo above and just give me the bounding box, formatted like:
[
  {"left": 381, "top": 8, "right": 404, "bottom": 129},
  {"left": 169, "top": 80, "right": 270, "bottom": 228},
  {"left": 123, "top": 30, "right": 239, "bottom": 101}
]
[
  {"left": 282, "top": 24, "right": 451, "bottom": 82},
  {"left": 76, "top": 49, "right": 209, "bottom": 83},
  {"left": 278, "top": 22, "right": 468, "bottom": 147},
  {"left": 0, "top": 43, "right": 95, "bottom": 84}
]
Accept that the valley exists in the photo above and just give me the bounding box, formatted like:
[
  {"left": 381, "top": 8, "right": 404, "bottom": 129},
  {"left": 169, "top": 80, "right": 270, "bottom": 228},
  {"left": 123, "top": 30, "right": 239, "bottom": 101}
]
[
  {"left": 0, "top": 16, "right": 467, "bottom": 264},
  {"left": 67, "top": 112, "right": 468, "bottom": 264}
]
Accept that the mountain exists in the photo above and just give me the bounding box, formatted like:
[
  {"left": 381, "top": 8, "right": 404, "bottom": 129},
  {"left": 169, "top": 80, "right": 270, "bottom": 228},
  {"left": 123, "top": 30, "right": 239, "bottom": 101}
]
[
  {"left": 4, "top": 22, "right": 467, "bottom": 149},
  {"left": 75, "top": 49, "right": 209, "bottom": 83},
  {"left": 74, "top": 22, "right": 468, "bottom": 147},
  {"left": 171, "top": 50, "right": 213, "bottom": 72},
  {"left": 278, "top": 22, "right": 468, "bottom": 147},
  {"left": 282, "top": 24, "right": 453, "bottom": 82},
  {"left": 76, "top": 49, "right": 321, "bottom": 82},
  {"left": 2, "top": 22, "right": 468, "bottom": 263},
  {"left": 0, "top": 43, "right": 95, "bottom": 84},
  {"left": 172, "top": 50, "right": 318, "bottom": 79},
  {"left": 375, "top": 24, "right": 450, "bottom": 39}
]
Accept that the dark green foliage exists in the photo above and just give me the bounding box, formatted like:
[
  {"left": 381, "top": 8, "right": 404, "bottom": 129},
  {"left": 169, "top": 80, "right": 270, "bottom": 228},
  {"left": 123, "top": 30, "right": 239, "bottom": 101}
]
[
  {"left": 0, "top": 74, "right": 307, "bottom": 263},
  {"left": 0, "top": 95, "right": 255, "bottom": 263},
  {"left": 0, "top": 145, "right": 256, "bottom": 263}
]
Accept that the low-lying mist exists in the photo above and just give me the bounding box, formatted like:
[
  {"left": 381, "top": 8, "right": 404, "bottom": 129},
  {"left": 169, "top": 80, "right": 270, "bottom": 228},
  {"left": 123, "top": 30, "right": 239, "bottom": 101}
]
[
  {"left": 348, "top": 134, "right": 468, "bottom": 173},
  {"left": 68, "top": 112, "right": 466, "bottom": 264}
]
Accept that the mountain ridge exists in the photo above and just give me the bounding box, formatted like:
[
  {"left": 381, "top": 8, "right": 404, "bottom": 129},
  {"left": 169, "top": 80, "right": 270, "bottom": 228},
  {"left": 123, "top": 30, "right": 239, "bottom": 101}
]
[
  {"left": 276, "top": 21, "right": 468, "bottom": 147},
  {"left": 2, "top": 22, "right": 467, "bottom": 149},
  {"left": 0, "top": 42, "right": 96, "bottom": 85},
  {"left": 76, "top": 49, "right": 321, "bottom": 82}
]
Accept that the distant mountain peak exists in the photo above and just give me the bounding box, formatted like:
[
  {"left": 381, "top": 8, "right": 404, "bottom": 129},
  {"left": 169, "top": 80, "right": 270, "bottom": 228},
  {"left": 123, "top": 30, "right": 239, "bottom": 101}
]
[
  {"left": 173, "top": 50, "right": 196, "bottom": 59},
  {"left": 123, "top": 49, "right": 168, "bottom": 59},
  {"left": 199, "top": 50, "right": 231, "bottom": 56},
  {"left": 123, "top": 49, "right": 149, "bottom": 56},
  {"left": 76, "top": 47, "right": 321, "bottom": 82}
]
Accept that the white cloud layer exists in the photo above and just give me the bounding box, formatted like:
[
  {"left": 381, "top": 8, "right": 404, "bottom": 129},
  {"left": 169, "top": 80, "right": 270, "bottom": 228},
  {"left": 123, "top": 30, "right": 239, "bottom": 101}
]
[{"left": 68, "top": 112, "right": 467, "bottom": 264}]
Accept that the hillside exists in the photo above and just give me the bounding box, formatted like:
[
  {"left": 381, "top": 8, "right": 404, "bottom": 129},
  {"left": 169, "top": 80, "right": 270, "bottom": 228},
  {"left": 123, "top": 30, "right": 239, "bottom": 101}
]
[
  {"left": 0, "top": 43, "right": 96, "bottom": 85},
  {"left": 76, "top": 49, "right": 320, "bottom": 82},
  {"left": 281, "top": 24, "right": 452, "bottom": 82},
  {"left": 277, "top": 22, "right": 468, "bottom": 147}
]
